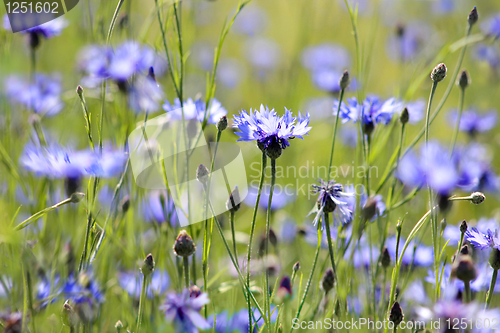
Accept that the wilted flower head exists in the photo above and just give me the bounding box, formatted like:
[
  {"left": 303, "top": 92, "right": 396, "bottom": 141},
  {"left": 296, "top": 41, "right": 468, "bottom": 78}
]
[
  {"left": 163, "top": 98, "right": 227, "bottom": 125},
  {"left": 311, "top": 179, "right": 353, "bottom": 226},
  {"left": 233, "top": 105, "right": 311, "bottom": 159},
  {"left": 160, "top": 289, "right": 210, "bottom": 333},
  {"left": 5, "top": 74, "right": 63, "bottom": 116}
]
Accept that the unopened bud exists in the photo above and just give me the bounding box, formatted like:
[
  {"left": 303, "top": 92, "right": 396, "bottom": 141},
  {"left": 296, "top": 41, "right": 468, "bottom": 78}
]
[
  {"left": 70, "top": 192, "right": 85, "bottom": 203},
  {"left": 189, "top": 285, "right": 202, "bottom": 298},
  {"left": 226, "top": 187, "right": 240, "bottom": 213},
  {"left": 451, "top": 254, "right": 477, "bottom": 283},
  {"left": 62, "top": 301, "right": 79, "bottom": 328},
  {"left": 460, "top": 244, "right": 469, "bottom": 255},
  {"left": 173, "top": 230, "right": 196, "bottom": 257},
  {"left": 141, "top": 253, "right": 155, "bottom": 276},
  {"left": 293, "top": 261, "right": 300, "bottom": 272},
  {"left": 148, "top": 67, "right": 156, "bottom": 82},
  {"left": 431, "top": 63, "right": 447, "bottom": 83},
  {"left": 389, "top": 302, "right": 404, "bottom": 327},
  {"left": 115, "top": 320, "right": 124, "bottom": 332},
  {"left": 399, "top": 107, "right": 409, "bottom": 125},
  {"left": 458, "top": 70, "right": 470, "bottom": 90},
  {"left": 339, "top": 70, "right": 350, "bottom": 90},
  {"left": 269, "top": 228, "right": 278, "bottom": 247},
  {"left": 321, "top": 269, "right": 335, "bottom": 294},
  {"left": 489, "top": 249, "right": 500, "bottom": 270},
  {"left": 468, "top": 7, "right": 478, "bottom": 27},
  {"left": 361, "top": 197, "right": 378, "bottom": 221},
  {"left": 381, "top": 247, "right": 391, "bottom": 269},
  {"left": 471, "top": 192, "right": 485, "bottom": 205},
  {"left": 76, "top": 85, "right": 84, "bottom": 97},
  {"left": 120, "top": 195, "right": 130, "bottom": 213},
  {"left": 217, "top": 115, "right": 228, "bottom": 132},
  {"left": 460, "top": 220, "right": 468, "bottom": 234},
  {"left": 196, "top": 164, "right": 210, "bottom": 185}
]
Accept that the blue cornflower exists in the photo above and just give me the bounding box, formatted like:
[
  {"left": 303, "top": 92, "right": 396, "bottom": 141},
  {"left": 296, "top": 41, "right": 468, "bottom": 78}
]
[
  {"left": 160, "top": 289, "right": 210, "bottom": 333},
  {"left": 243, "top": 38, "right": 281, "bottom": 77},
  {"left": 243, "top": 185, "right": 295, "bottom": 211},
  {"left": 449, "top": 109, "right": 498, "bottom": 135},
  {"left": 119, "top": 269, "right": 170, "bottom": 299},
  {"left": 78, "top": 41, "right": 166, "bottom": 87},
  {"left": 62, "top": 273, "right": 104, "bottom": 323},
  {"left": 397, "top": 141, "right": 458, "bottom": 195},
  {"left": 233, "top": 105, "right": 311, "bottom": 159},
  {"left": 343, "top": 184, "right": 386, "bottom": 222},
  {"left": 20, "top": 143, "right": 127, "bottom": 180},
  {"left": 455, "top": 143, "right": 499, "bottom": 193},
  {"left": 232, "top": 5, "right": 268, "bottom": 36},
  {"left": 481, "top": 14, "right": 500, "bottom": 38},
  {"left": 310, "top": 179, "right": 353, "bottom": 226},
  {"left": 142, "top": 190, "right": 179, "bottom": 226},
  {"left": 36, "top": 276, "right": 60, "bottom": 308},
  {"left": 474, "top": 44, "right": 500, "bottom": 69},
  {"left": 333, "top": 96, "right": 403, "bottom": 134},
  {"left": 386, "top": 21, "right": 434, "bottom": 62},
  {"left": 3, "top": 14, "right": 67, "bottom": 38},
  {"left": 5, "top": 74, "right": 63, "bottom": 116},
  {"left": 163, "top": 97, "right": 227, "bottom": 125},
  {"left": 127, "top": 76, "right": 164, "bottom": 113},
  {"left": 385, "top": 236, "right": 433, "bottom": 267},
  {"left": 209, "top": 309, "right": 256, "bottom": 333},
  {"left": 466, "top": 228, "right": 500, "bottom": 250}
]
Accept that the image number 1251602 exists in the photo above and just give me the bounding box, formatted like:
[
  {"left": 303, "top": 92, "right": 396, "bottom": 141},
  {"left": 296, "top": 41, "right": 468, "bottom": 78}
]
[{"left": 4, "top": 0, "right": 78, "bottom": 32}]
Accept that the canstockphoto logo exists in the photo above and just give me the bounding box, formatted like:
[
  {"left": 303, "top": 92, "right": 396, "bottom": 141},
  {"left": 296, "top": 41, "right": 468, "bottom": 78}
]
[
  {"left": 4, "top": 0, "right": 78, "bottom": 32},
  {"left": 128, "top": 111, "right": 248, "bottom": 226}
]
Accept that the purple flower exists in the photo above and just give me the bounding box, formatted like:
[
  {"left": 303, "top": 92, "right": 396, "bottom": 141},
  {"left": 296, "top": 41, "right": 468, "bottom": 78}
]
[
  {"left": 142, "top": 190, "right": 179, "bottom": 227},
  {"left": 385, "top": 236, "right": 433, "bottom": 267},
  {"left": 481, "top": 14, "right": 500, "bottom": 38},
  {"left": 404, "top": 99, "right": 425, "bottom": 124},
  {"left": 20, "top": 143, "right": 127, "bottom": 179},
  {"left": 232, "top": 5, "right": 268, "bottom": 36},
  {"left": 455, "top": 143, "right": 499, "bottom": 193},
  {"left": 233, "top": 105, "right": 311, "bottom": 158},
  {"left": 301, "top": 43, "right": 351, "bottom": 73},
  {"left": 310, "top": 179, "right": 353, "bottom": 226},
  {"left": 78, "top": 41, "right": 166, "bottom": 87},
  {"left": 119, "top": 270, "right": 170, "bottom": 299},
  {"left": 5, "top": 74, "right": 63, "bottom": 116},
  {"left": 36, "top": 276, "right": 60, "bottom": 308},
  {"left": 127, "top": 76, "right": 164, "bottom": 113},
  {"left": 243, "top": 185, "right": 295, "bottom": 211},
  {"left": 474, "top": 44, "right": 500, "bottom": 69},
  {"left": 160, "top": 289, "right": 210, "bottom": 333},
  {"left": 386, "top": 21, "right": 434, "bottom": 62},
  {"left": 465, "top": 228, "right": 500, "bottom": 250},
  {"left": 333, "top": 96, "right": 403, "bottom": 128},
  {"left": 397, "top": 141, "right": 458, "bottom": 195},
  {"left": 163, "top": 98, "right": 227, "bottom": 125},
  {"left": 449, "top": 109, "right": 498, "bottom": 135},
  {"left": 3, "top": 14, "right": 67, "bottom": 37}
]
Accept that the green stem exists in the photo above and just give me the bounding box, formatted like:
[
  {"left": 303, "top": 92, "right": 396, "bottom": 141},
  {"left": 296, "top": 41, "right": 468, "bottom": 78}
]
[
  {"left": 247, "top": 152, "right": 267, "bottom": 331},
  {"left": 464, "top": 281, "right": 471, "bottom": 303},
  {"left": 291, "top": 222, "right": 321, "bottom": 332},
  {"left": 136, "top": 274, "right": 147, "bottom": 332},
  {"left": 15, "top": 195, "right": 80, "bottom": 231},
  {"left": 230, "top": 211, "right": 238, "bottom": 265},
  {"left": 485, "top": 269, "right": 498, "bottom": 309},
  {"left": 183, "top": 256, "right": 190, "bottom": 288},
  {"left": 327, "top": 88, "right": 345, "bottom": 177},
  {"left": 450, "top": 87, "right": 465, "bottom": 155},
  {"left": 375, "top": 25, "right": 473, "bottom": 194},
  {"left": 265, "top": 159, "right": 276, "bottom": 333},
  {"left": 323, "top": 213, "right": 337, "bottom": 277}
]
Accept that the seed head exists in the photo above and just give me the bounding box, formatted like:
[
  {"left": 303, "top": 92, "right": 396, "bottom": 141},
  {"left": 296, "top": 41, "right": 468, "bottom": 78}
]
[
  {"left": 217, "top": 115, "right": 228, "bottom": 132},
  {"left": 339, "top": 70, "right": 350, "bottom": 90},
  {"left": 174, "top": 230, "right": 196, "bottom": 257},
  {"left": 468, "top": 7, "right": 478, "bottom": 27},
  {"left": 431, "top": 63, "right": 447, "bottom": 83},
  {"left": 458, "top": 70, "right": 470, "bottom": 90},
  {"left": 70, "top": 192, "right": 85, "bottom": 203}
]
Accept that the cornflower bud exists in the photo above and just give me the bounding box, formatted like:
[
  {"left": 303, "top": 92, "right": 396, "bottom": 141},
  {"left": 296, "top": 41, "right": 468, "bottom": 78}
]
[
  {"left": 174, "top": 230, "right": 196, "bottom": 257},
  {"left": 431, "top": 63, "right": 447, "bottom": 83}
]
